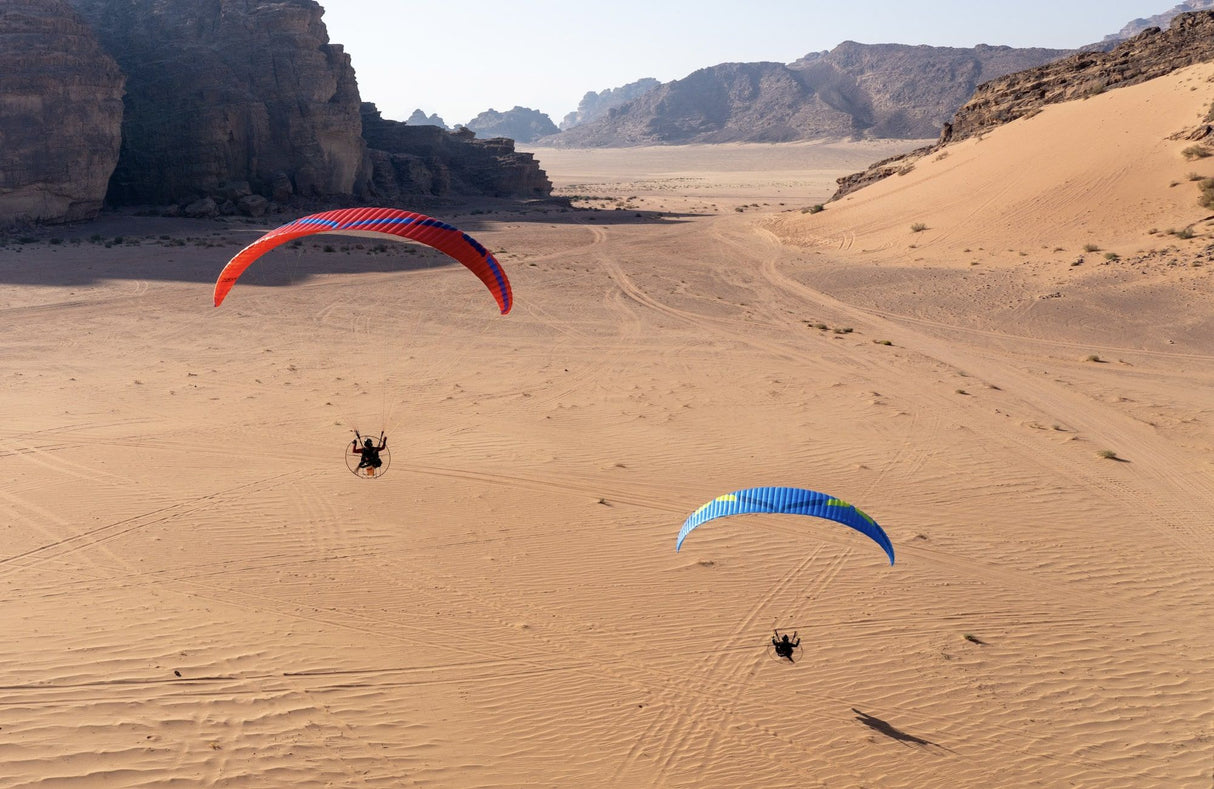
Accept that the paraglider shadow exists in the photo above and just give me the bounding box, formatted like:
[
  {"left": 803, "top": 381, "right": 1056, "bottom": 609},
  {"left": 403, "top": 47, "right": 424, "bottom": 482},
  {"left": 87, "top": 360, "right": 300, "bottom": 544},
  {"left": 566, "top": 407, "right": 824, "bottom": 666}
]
[
  {"left": 0, "top": 225, "right": 464, "bottom": 289},
  {"left": 851, "top": 708, "right": 952, "bottom": 751}
]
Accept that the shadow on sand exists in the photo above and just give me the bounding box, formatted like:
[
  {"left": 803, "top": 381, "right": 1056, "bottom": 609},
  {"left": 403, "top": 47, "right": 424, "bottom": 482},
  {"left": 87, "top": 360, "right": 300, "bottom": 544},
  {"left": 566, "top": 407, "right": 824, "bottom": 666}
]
[
  {"left": 0, "top": 199, "right": 699, "bottom": 290},
  {"left": 852, "top": 708, "right": 952, "bottom": 752}
]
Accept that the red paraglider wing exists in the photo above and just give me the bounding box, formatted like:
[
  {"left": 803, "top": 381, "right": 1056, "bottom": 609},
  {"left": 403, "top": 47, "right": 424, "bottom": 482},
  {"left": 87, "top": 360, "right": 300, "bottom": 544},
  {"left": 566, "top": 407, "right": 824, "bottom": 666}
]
[{"left": 213, "top": 207, "right": 512, "bottom": 313}]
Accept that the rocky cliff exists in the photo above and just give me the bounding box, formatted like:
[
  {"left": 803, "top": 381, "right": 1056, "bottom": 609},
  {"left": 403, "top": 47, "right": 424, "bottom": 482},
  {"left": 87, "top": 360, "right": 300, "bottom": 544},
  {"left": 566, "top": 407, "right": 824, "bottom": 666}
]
[
  {"left": 66, "top": 0, "right": 366, "bottom": 207},
  {"left": 0, "top": 0, "right": 123, "bottom": 224},
  {"left": 361, "top": 104, "right": 552, "bottom": 199},
  {"left": 465, "top": 106, "right": 558, "bottom": 144},
  {"left": 545, "top": 42, "right": 1068, "bottom": 147},
  {"left": 834, "top": 11, "right": 1214, "bottom": 199}
]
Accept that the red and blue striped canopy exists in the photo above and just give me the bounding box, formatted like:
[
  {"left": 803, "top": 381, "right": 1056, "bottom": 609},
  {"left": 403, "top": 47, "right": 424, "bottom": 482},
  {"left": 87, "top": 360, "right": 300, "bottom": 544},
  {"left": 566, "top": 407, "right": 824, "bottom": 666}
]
[{"left": 213, "top": 207, "right": 512, "bottom": 313}]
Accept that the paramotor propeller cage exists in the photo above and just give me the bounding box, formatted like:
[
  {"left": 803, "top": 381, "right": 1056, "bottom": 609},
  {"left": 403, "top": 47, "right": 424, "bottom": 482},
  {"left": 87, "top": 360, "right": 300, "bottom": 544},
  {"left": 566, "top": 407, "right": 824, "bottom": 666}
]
[{"left": 345, "top": 442, "right": 391, "bottom": 479}]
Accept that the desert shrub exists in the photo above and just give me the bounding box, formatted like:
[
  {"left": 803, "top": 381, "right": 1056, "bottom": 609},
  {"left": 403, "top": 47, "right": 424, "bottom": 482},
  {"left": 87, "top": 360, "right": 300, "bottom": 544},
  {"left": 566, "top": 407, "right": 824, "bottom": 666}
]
[
  {"left": 910, "top": 222, "right": 928, "bottom": 232},
  {"left": 1083, "top": 243, "right": 1100, "bottom": 252},
  {"left": 1199, "top": 178, "right": 1214, "bottom": 210},
  {"left": 1182, "top": 144, "right": 1212, "bottom": 160},
  {"left": 1097, "top": 449, "right": 1119, "bottom": 460},
  {"left": 1103, "top": 251, "right": 1119, "bottom": 261},
  {"left": 801, "top": 204, "right": 824, "bottom": 214},
  {"left": 1174, "top": 226, "right": 1195, "bottom": 239}
]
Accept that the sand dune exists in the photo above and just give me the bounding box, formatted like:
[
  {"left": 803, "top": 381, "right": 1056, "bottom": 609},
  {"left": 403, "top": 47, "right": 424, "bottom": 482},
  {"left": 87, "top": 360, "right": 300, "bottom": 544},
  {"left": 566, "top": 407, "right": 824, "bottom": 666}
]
[{"left": 0, "top": 68, "right": 1211, "bottom": 786}]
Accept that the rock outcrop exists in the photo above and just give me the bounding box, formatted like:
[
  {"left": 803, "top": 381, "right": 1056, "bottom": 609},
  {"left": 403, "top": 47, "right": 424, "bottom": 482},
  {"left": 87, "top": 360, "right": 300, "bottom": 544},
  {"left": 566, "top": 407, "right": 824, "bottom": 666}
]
[
  {"left": 361, "top": 104, "right": 551, "bottom": 199},
  {"left": 833, "top": 11, "right": 1214, "bottom": 199},
  {"left": 465, "top": 106, "right": 558, "bottom": 143},
  {"left": 66, "top": 0, "right": 366, "bottom": 207},
  {"left": 545, "top": 42, "right": 1068, "bottom": 147},
  {"left": 0, "top": 0, "right": 123, "bottom": 225}
]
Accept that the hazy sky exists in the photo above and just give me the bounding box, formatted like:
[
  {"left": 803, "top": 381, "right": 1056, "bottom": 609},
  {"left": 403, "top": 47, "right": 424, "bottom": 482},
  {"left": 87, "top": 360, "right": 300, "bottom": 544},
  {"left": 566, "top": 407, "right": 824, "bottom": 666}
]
[{"left": 320, "top": 1, "right": 1179, "bottom": 126}]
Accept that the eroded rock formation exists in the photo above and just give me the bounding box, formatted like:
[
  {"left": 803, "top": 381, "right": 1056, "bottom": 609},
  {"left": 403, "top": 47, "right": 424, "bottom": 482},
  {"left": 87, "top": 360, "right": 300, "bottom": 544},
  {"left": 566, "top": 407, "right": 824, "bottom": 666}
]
[
  {"left": 361, "top": 104, "right": 551, "bottom": 199},
  {"left": 0, "top": 0, "right": 123, "bottom": 224}
]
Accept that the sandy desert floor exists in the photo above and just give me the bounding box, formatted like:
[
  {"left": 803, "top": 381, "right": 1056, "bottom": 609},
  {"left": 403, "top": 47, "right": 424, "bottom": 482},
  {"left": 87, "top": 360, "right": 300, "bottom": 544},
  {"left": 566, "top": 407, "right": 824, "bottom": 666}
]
[{"left": 0, "top": 118, "right": 1211, "bottom": 787}]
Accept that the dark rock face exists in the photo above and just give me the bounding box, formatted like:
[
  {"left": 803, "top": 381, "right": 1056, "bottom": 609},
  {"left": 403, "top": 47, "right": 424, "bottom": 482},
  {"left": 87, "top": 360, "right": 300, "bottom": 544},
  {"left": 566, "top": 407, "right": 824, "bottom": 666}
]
[
  {"left": 361, "top": 104, "right": 551, "bottom": 199},
  {"left": 559, "top": 78, "right": 660, "bottom": 130},
  {"left": 465, "top": 106, "right": 558, "bottom": 143},
  {"left": 66, "top": 0, "right": 366, "bottom": 206},
  {"left": 0, "top": 0, "right": 123, "bottom": 224},
  {"left": 547, "top": 42, "right": 1068, "bottom": 147},
  {"left": 833, "top": 12, "right": 1214, "bottom": 200}
]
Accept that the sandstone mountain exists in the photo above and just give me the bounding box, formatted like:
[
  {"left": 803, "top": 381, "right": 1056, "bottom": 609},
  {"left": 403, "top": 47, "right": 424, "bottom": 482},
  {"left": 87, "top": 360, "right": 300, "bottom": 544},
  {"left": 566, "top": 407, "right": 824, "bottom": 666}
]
[
  {"left": 465, "top": 106, "right": 559, "bottom": 144},
  {"left": 544, "top": 42, "right": 1069, "bottom": 147},
  {"left": 835, "top": 10, "right": 1214, "bottom": 198},
  {"left": 559, "top": 78, "right": 661, "bottom": 130},
  {"left": 0, "top": 0, "right": 123, "bottom": 224}
]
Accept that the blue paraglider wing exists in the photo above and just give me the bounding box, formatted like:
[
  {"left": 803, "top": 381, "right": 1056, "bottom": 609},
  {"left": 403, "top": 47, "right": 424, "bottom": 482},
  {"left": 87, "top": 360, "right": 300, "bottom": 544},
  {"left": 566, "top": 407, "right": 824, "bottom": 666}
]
[{"left": 676, "top": 486, "right": 894, "bottom": 564}]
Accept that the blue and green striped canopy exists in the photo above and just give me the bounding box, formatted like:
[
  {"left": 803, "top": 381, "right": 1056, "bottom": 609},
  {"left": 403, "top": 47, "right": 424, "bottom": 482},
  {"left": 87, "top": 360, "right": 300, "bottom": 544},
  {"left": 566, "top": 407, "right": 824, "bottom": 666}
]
[{"left": 676, "top": 486, "right": 894, "bottom": 564}]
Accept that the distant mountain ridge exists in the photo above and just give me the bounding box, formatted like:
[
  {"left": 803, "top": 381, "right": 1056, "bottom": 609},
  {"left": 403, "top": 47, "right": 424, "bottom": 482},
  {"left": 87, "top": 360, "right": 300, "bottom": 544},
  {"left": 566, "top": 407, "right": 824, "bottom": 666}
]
[
  {"left": 560, "top": 78, "right": 661, "bottom": 130},
  {"left": 465, "top": 107, "right": 558, "bottom": 143},
  {"left": 406, "top": 109, "right": 448, "bottom": 129},
  {"left": 1104, "top": 0, "right": 1214, "bottom": 40},
  {"left": 541, "top": 41, "right": 1070, "bottom": 147}
]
